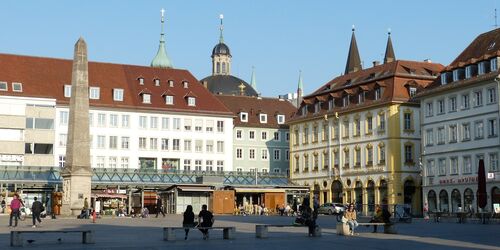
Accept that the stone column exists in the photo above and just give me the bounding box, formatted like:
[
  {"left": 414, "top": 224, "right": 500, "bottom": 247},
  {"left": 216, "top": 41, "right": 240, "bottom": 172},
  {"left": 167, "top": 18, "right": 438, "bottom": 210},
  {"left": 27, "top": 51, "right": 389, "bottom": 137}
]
[{"left": 61, "top": 38, "right": 92, "bottom": 216}]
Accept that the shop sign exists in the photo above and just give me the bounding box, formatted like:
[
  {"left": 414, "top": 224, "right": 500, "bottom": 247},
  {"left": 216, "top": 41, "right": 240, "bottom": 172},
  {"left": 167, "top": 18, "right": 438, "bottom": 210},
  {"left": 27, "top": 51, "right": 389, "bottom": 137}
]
[
  {"left": 0, "top": 154, "right": 23, "bottom": 162},
  {"left": 488, "top": 172, "right": 495, "bottom": 179},
  {"left": 439, "top": 176, "right": 478, "bottom": 185}
]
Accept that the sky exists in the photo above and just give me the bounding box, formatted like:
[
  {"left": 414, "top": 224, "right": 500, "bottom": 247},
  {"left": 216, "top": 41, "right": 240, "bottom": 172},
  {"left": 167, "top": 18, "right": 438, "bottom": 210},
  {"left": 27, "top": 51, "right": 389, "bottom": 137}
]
[{"left": 1, "top": 1, "right": 499, "bottom": 97}]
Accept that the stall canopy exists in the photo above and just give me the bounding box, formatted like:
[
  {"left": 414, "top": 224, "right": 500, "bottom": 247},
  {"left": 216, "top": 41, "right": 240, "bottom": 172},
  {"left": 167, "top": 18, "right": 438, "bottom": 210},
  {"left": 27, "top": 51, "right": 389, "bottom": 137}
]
[
  {"left": 234, "top": 188, "right": 286, "bottom": 193},
  {"left": 91, "top": 193, "right": 128, "bottom": 199},
  {"left": 178, "top": 186, "right": 214, "bottom": 192}
]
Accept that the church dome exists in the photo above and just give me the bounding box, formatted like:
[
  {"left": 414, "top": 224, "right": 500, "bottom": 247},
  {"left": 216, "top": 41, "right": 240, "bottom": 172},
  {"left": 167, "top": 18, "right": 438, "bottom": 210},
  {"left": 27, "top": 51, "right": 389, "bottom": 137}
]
[
  {"left": 201, "top": 75, "right": 257, "bottom": 96},
  {"left": 212, "top": 43, "right": 231, "bottom": 57}
]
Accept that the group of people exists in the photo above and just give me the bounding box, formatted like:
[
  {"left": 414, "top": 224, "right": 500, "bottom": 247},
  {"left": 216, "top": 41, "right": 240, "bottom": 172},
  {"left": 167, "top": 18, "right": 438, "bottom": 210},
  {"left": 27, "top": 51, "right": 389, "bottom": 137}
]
[
  {"left": 7, "top": 194, "right": 45, "bottom": 228},
  {"left": 182, "top": 204, "right": 214, "bottom": 240},
  {"left": 342, "top": 203, "right": 391, "bottom": 235}
]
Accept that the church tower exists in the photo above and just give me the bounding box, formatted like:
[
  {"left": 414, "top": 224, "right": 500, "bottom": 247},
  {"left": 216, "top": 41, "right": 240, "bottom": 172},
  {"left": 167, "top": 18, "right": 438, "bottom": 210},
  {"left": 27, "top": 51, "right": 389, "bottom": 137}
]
[
  {"left": 151, "top": 8, "right": 173, "bottom": 69},
  {"left": 297, "top": 70, "right": 303, "bottom": 107},
  {"left": 212, "top": 14, "right": 232, "bottom": 75},
  {"left": 345, "top": 26, "right": 362, "bottom": 74},
  {"left": 384, "top": 29, "right": 396, "bottom": 64}
]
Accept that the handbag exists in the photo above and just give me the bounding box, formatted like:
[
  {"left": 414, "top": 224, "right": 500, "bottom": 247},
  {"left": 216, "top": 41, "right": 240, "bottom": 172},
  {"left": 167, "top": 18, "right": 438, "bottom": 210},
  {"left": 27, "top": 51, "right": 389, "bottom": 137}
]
[{"left": 341, "top": 216, "right": 348, "bottom": 223}]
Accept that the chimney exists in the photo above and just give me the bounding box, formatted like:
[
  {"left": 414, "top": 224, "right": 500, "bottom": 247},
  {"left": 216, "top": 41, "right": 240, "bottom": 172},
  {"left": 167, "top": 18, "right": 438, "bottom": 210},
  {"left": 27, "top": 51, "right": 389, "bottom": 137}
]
[
  {"left": 424, "top": 59, "right": 432, "bottom": 63},
  {"left": 202, "top": 80, "right": 208, "bottom": 88},
  {"left": 372, "top": 61, "right": 380, "bottom": 67}
]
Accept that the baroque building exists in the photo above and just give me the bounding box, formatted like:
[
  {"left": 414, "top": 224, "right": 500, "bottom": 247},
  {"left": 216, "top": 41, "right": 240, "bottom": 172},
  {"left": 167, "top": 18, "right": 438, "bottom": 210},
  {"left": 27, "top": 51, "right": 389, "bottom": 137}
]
[{"left": 288, "top": 28, "right": 444, "bottom": 215}]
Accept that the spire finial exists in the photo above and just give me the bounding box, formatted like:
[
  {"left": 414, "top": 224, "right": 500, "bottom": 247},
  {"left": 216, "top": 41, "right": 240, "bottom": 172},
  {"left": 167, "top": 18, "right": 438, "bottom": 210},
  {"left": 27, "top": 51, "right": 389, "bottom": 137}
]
[
  {"left": 160, "top": 9, "right": 165, "bottom": 41},
  {"left": 388, "top": 28, "right": 391, "bottom": 35},
  {"left": 219, "top": 14, "right": 224, "bottom": 43},
  {"left": 352, "top": 24, "right": 355, "bottom": 32}
]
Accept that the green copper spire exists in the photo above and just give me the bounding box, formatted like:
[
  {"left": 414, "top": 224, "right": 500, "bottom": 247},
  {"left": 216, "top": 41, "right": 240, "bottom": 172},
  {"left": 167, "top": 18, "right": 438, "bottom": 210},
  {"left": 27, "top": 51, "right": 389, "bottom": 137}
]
[
  {"left": 250, "top": 66, "right": 257, "bottom": 91},
  {"left": 219, "top": 14, "right": 224, "bottom": 43},
  {"left": 297, "top": 70, "right": 303, "bottom": 91},
  {"left": 151, "top": 8, "right": 173, "bottom": 69}
]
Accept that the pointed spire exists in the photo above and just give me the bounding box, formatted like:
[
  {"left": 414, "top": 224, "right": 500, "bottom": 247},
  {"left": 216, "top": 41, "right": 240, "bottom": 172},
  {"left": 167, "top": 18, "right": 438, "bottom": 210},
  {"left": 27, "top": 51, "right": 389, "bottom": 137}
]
[
  {"left": 297, "top": 70, "right": 303, "bottom": 91},
  {"left": 384, "top": 28, "right": 396, "bottom": 64},
  {"left": 151, "top": 8, "right": 173, "bottom": 69},
  {"left": 219, "top": 14, "right": 224, "bottom": 43},
  {"left": 250, "top": 66, "right": 257, "bottom": 91},
  {"left": 297, "top": 70, "right": 303, "bottom": 107},
  {"left": 344, "top": 25, "right": 362, "bottom": 75}
]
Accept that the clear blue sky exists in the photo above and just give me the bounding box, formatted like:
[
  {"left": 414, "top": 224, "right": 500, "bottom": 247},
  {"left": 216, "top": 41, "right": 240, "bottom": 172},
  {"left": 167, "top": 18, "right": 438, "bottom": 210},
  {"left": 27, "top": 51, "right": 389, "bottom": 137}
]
[{"left": 1, "top": 1, "right": 498, "bottom": 97}]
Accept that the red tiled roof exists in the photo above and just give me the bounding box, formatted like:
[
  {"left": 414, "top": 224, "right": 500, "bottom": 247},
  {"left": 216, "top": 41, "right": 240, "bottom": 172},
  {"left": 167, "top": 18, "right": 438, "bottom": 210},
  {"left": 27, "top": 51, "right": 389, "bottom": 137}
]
[
  {"left": 0, "top": 53, "right": 232, "bottom": 116},
  {"left": 215, "top": 95, "right": 297, "bottom": 129}
]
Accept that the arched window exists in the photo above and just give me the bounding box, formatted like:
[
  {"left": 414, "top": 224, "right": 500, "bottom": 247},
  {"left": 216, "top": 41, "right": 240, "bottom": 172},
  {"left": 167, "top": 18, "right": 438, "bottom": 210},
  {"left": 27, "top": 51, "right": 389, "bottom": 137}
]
[
  {"left": 222, "top": 62, "right": 226, "bottom": 74},
  {"left": 464, "top": 188, "right": 474, "bottom": 212},
  {"left": 439, "top": 190, "right": 449, "bottom": 212},
  {"left": 216, "top": 62, "right": 220, "bottom": 74},
  {"left": 451, "top": 189, "right": 461, "bottom": 212},
  {"left": 428, "top": 190, "right": 437, "bottom": 212}
]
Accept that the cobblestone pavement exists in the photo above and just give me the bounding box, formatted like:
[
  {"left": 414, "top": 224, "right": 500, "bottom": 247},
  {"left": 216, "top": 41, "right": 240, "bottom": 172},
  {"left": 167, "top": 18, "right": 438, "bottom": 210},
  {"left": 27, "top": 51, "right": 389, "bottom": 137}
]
[{"left": 0, "top": 214, "right": 499, "bottom": 250}]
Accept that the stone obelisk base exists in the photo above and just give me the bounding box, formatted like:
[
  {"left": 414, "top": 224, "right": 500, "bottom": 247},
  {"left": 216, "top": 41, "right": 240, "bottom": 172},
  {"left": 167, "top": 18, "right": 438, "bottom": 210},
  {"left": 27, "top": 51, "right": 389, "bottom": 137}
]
[{"left": 61, "top": 174, "right": 92, "bottom": 216}]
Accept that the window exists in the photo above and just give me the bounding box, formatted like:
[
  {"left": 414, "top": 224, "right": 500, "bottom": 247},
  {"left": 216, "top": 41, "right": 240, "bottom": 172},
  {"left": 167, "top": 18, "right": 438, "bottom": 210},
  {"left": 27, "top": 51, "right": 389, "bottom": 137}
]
[
  {"left": 379, "top": 145, "right": 386, "bottom": 164},
  {"left": 240, "top": 112, "right": 248, "bottom": 122},
  {"left": 150, "top": 117, "right": 158, "bottom": 129},
  {"left": 139, "top": 137, "right": 147, "bottom": 149},
  {"left": 437, "top": 100, "right": 445, "bottom": 114},
  {"left": 139, "top": 116, "right": 147, "bottom": 129},
  {"left": 109, "top": 136, "right": 118, "bottom": 149},
  {"left": 488, "top": 88, "right": 497, "bottom": 104},
  {"left": 121, "top": 136, "right": 129, "bottom": 149},
  {"left": 121, "top": 157, "right": 129, "bottom": 168},
  {"left": 96, "top": 156, "right": 105, "bottom": 168},
  {"left": 490, "top": 153, "right": 499, "bottom": 172},
  {"left": 426, "top": 102, "right": 433, "bottom": 116},
  {"left": 474, "top": 90, "right": 483, "bottom": 106},
  {"left": 475, "top": 121, "right": 484, "bottom": 139},
  {"left": 260, "top": 114, "right": 267, "bottom": 123},
  {"left": 194, "top": 120, "right": 202, "bottom": 132},
  {"left": 322, "top": 123, "right": 328, "bottom": 140},
  {"left": 277, "top": 115, "right": 285, "bottom": 124},
  {"left": 462, "top": 123, "right": 471, "bottom": 141},
  {"left": 261, "top": 149, "right": 268, "bottom": 160},
  {"left": 378, "top": 113, "right": 385, "bottom": 131},
  {"left": 355, "top": 148, "right": 361, "bottom": 166},
  {"left": 122, "top": 115, "right": 130, "bottom": 128},
  {"left": 98, "top": 113, "right": 106, "bottom": 127},
  {"left": 437, "top": 127, "right": 445, "bottom": 144},
  {"left": 138, "top": 77, "right": 144, "bottom": 85},
  {"left": 59, "top": 134, "right": 67, "bottom": 147},
  {"left": 491, "top": 58, "right": 498, "bottom": 71},
  {"left": 312, "top": 125, "right": 319, "bottom": 142},
  {"left": 205, "top": 120, "right": 213, "bottom": 132},
  {"left": 273, "top": 168, "right": 281, "bottom": 173},
  {"left": 463, "top": 156, "right": 472, "bottom": 174},
  {"left": 97, "top": 135, "right": 106, "bottom": 149},
  {"left": 313, "top": 154, "right": 319, "bottom": 170},
  {"left": 154, "top": 79, "right": 160, "bottom": 86},
  {"left": 165, "top": 95, "right": 174, "bottom": 105},
  {"left": 488, "top": 119, "right": 497, "bottom": 137},
  {"left": 375, "top": 88, "right": 381, "bottom": 100},
  {"left": 452, "top": 69, "right": 459, "bottom": 82},
  {"left": 404, "top": 113, "right": 412, "bottom": 130},
  {"left": 59, "top": 111, "right": 68, "bottom": 125},
  {"left": 161, "top": 117, "right": 169, "bottom": 130},
  {"left": 64, "top": 85, "right": 71, "bottom": 97},
  {"left": 286, "top": 132, "right": 290, "bottom": 142},
  {"left": 465, "top": 66, "right": 472, "bottom": 79},
  {"left": 274, "top": 149, "right": 281, "bottom": 160},
  {"left": 12, "top": 82, "right": 22, "bottom": 92},
  {"left": 303, "top": 126, "right": 309, "bottom": 143},
  {"left": 314, "top": 102, "right": 321, "bottom": 113},
  {"left": 205, "top": 160, "right": 213, "bottom": 172},
  {"left": 187, "top": 97, "right": 196, "bottom": 106},
  {"left": 409, "top": 87, "right": 417, "bottom": 97},
  {"left": 58, "top": 155, "right": 65, "bottom": 168},
  {"left": 438, "top": 158, "right": 446, "bottom": 175},
  {"left": 194, "top": 160, "right": 202, "bottom": 171},
  {"left": 328, "top": 99, "right": 335, "bottom": 110},
  {"left": 342, "top": 95, "right": 349, "bottom": 107},
  {"left": 449, "top": 96, "right": 457, "bottom": 112},
  {"left": 344, "top": 150, "right": 350, "bottom": 167},
  {"left": 366, "top": 147, "right": 373, "bottom": 165},
  {"left": 236, "top": 148, "right": 243, "bottom": 159},
  {"left": 462, "top": 94, "right": 470, "bottom": 109},
  {"left": 89, "top": 87, "right": 100, "bottom": 99},
  {"left": 366, "top": 116, "right": 373, "bottom": 134},
  {"left": 0, "top": 81, "right": 7, "bottom": 91},
  {"left": 173, "top": 139, "right": 180, "bottom": 151},
  {"left": 261, "top": 131, "right": 268, "bottom": 140},
  {"left": 216, "top": 141, "right": 224, "bottom": 153},
  {"left": 183, "top": 159, "right": 191, "bottom": 172},
  {"left": 425, "top": 129, "right": 434, "bottom": 146},
  {"left": 25, "top": 118, "right": 54, "bottom": 129},
  {"left": 427, "top": 159, "right": 435, "bottom": 176},
  {"left": 168, "top": 80, "right": 174, "bottom": 87},
  {"left": 113, "top": 89, "right": 124, "bottom": 101},
  {"left": 354, "top": 119, "right": 360, "bottom": 136},
  {"left": 161, "top": 138, "right": 169, "bottom": 150},
  {"left": 440, "top": 72, "right": 447, "bottom": 85},
  {"left": 450, "top": 157, "right": 458, "bottom": 175},
  {"left": 216, "top": 161, "right": 224, "bottom": 172},
  {"left": 404, "top": 145, "right": 413, "bottom": 163},
  {"left": 142, "top": 94, "right": 151, "bottom": 104},
  {"left": 150, "top": 138, "right": 157, "bottom": 150},
  {"left": 274, "top": 131, "right": 280, "bottom": 141},
  {"left": 249, "top": 149, "right": 256, "bottom": 159},
  {"left": 109, "top": 114, "right": 118, "bottom": 127},
  {"left": 479, "top": 61, "right": 486, "bottom": 75},
  {"left": 173, "top": 118, "right": 181, "bottom": 130},
  {"left": 358, "top": 92, "right": 365, "bottom": 103},
  {"left": 449, "top": 125, "right": 457, "bottom": 143},
  {"left": 184, "top": 119, "right": 191, "bottom": 131},
  {"left": 206, "top": 140, "right": 213, "bottom": 152},
  {"left": 217, "top": 121, "right": 224, "bottom": 132},
  {"left": 108, "top": 157, "right": 117, "bottom": 168},
  {"left": 184, "top": 140, "right": 192, "bottom": 151},
  {"left": 249, "top": 131, "right": 255, "bottom": 140},
  {"left": 236, "top": 130, "right": 243, "bottom": 139},
  {"left": 183, "top": 81, "right": 189, "bottom": 88}
]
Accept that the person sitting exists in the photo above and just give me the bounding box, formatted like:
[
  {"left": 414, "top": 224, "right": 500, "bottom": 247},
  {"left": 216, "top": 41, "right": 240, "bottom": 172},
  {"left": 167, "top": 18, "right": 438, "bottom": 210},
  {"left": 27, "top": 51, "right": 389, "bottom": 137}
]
[
  {"left": 198, "top": 204, "right": 214, "bottom": 240},
  {"left": 369, "top": 205, "right": 383, "bottom": 233},
  {"left": 344, "top": 203, "right": 358, "bottom": 235},
  {"left": 182, "top": 205, "right": 198, "bottom": 240}
]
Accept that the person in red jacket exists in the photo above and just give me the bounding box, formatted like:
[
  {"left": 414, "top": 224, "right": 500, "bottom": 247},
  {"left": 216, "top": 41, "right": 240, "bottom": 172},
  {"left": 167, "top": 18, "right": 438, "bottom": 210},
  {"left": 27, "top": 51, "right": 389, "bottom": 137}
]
[{"left": 9, "top": 194, "right": 22, "bottom": 227}]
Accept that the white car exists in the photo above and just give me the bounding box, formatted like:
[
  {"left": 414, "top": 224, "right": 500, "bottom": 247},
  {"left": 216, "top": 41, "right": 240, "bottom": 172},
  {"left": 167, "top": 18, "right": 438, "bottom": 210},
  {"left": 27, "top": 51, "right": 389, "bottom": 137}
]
[{"left": 317, "top": 203, "right": 346, "bottom": 215}]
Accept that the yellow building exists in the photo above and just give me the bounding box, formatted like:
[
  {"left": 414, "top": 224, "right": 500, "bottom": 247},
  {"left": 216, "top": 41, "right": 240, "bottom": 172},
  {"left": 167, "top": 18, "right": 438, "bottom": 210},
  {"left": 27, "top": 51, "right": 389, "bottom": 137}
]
[{"left": 288, "top": 29, "right": 444, "bottom": 215}]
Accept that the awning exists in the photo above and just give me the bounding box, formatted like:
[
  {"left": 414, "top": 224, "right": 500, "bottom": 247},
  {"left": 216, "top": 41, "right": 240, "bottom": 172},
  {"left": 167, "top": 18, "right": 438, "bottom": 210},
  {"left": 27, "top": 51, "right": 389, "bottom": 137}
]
[
  {"left": 178, "top": 186, "right": 213, "bottom": 192},
  {"left": 234, "top": 188, "right": 286, "bottom": 193},
  {"left": 91, "top": 193, "right": 128, "bottom": 199}
]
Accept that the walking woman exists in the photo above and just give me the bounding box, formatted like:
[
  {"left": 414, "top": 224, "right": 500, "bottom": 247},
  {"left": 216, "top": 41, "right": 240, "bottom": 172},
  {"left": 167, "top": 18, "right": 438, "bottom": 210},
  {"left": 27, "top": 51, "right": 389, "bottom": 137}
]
[{"left": 182, "top": 205, "right": 197, "bottom": 240}]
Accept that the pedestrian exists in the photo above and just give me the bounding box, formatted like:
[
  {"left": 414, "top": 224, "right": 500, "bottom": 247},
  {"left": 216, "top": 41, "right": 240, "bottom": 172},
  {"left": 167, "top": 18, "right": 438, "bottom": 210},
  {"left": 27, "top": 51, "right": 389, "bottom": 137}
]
[
  {"left": 198, "top": 204, "right": 214, "bottom": 240},
  {"left": 423, "top": 202, "right": 429, "bottom": 221},
  {"left": 9, "top": 194, "right": 22, "bottom": 227},
  {"left": 344, "top": 203, "right": 358, "bottom": 235},
  {"left": 1, "top": 197, "right": 5, "bottom": 213},
  {"left": 31, "top": 197, "right": 44, "bottom": 228},
  {"left": 182, "top": 205, "right": 197, "bottom": 240},
  {"left": 83, "top": 198, "right": 89, "bottom": 219},
  {"left": 300, "top": 199, "right": 317, "bottom": 236},
  {"left": 155, "top": 195, "right": 165, "bottom": 217}
]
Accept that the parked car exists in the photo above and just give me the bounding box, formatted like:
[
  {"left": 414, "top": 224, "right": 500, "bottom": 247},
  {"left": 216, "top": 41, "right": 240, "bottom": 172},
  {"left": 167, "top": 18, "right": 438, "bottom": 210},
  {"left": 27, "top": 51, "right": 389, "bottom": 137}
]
[{"left": 317, "top": 203, "right": 345, "bottom": 215}]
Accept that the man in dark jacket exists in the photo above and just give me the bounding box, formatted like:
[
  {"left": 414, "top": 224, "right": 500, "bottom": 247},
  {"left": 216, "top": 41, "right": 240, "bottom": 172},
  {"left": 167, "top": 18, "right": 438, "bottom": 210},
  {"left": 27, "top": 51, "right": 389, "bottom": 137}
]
[
  {"left": 155, "top": 195, "right": 165, "bottom": 218},
  {"left": 31, "top": 197, "right": 43, "bottom": 228}
]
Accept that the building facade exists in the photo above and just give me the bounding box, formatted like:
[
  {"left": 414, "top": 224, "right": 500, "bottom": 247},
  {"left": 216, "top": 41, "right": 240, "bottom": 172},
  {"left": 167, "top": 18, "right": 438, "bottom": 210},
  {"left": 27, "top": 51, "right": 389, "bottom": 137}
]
[
  {"left": 418, "top": 28, "right": 500, "bottom": 213},
  {"left": 289, "top": 29, "right": 444, "bottom": 215}
]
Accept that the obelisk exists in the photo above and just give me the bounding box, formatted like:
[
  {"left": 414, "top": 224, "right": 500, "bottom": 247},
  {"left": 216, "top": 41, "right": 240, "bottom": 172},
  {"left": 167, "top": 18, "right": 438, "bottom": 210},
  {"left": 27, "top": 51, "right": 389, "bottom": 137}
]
[{"left": 61, "top": 38, "right": 92, "bottom": 216}]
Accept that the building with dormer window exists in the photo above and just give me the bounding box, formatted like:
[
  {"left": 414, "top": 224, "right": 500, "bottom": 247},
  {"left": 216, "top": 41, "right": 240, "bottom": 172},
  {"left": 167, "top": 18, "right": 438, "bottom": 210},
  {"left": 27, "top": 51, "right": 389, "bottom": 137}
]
[{"left": 288, "top": 28, "right": 444, "bottom": 215}]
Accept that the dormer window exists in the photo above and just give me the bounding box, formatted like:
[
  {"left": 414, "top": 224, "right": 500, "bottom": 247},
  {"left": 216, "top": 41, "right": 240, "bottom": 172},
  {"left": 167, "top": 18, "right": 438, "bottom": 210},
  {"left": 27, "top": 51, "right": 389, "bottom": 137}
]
[
  {"left": 277, "top": 115, "right": 285, "bottom": 124},
  {"left": 165, "top": 95, "right": 174, "bottom": 105},
  {"left": 138, "top": 77, "right": 144, "bottom": 85},
  {"left": 143, "top": 94, "right": 151, "bottom": 104},
  {"left": 409, "top": 87, "right": 417, "bottom": 97},
  {"left": 0, "top": 81, "right": 7, "bottom": 91},
  {"left": 328, "top": 99, "right": 334, "bottom": 110},
  {"left": 240, "top": 112, "right": 248, "bottom": 122},
  {"left": 89, "top": 87, "right": 100, "bottom": 100},
  {"left": 113, "top": 88, "right": 124, "bottom": 101},
  {"left": 168, "top": 80, "right": 174, "bottom": 87},
  {"left": 314, "top": 102, "right": 321, "bottom": 113},
  {"left": 490, "top": 57, "right": 498, "bottom": 72},
  {"left": 64, "top": 85, "right": 71, "bottom": 97},
  {"left": 342, "top": 95, "right": 349, "bottom": 107},
  {"left": 12, "top": 82, "right": 22, "bottom": 92},
  {"left": 183, "top": 81, "right": 188, "bottom": 88},
  {"left": 465, "top": 66, "right": 472, "bottom": 79},
  {"left": 301, "top": 105, "right": 307, "bottom": 116},
  {"left": 154, "top": 78, "right": 160, "bottom": 86},
  {"left": 375, "top": 88, "right": 381, "bottom": 100},
  {"left": 260, "top": 114, "right": 267, "bottom": 123},
  {"left": 440, "top": 72, "right": 447, "bottom": 85},
  {"left": 187, "top": 97, "right": 196, "bottom": 106},
  {"left": 358, "top": 92, "right": 365, "bottom": 104},
  {"left": 479, "top": 61, "right": 486, "bottom": 75},
  {"left": 452, "top": 69, "right": 459, "bottom": 82}
]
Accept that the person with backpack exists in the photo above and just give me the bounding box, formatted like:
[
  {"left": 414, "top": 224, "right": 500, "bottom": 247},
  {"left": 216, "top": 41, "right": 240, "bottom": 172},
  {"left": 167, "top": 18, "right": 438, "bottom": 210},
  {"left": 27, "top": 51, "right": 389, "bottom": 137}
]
[
  {"left": 198, "top": 204, "right": 214, "bottom": 240},
  {"left": 31, "top": 197, "right": 44, "bottom": 228}
]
